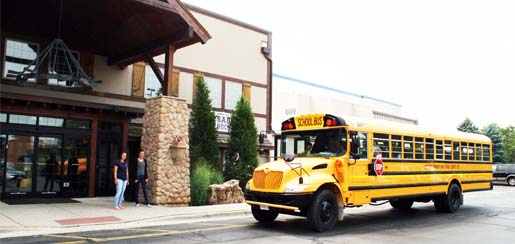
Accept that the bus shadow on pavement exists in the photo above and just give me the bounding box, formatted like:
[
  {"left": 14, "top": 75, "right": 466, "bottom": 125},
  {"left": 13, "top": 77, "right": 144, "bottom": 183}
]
[{"left": 249, "top": 204, "right": 489, "bottom": 236}]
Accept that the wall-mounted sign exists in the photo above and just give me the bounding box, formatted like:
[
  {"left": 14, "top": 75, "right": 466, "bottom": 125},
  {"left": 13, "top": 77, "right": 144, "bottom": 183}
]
[{"left": 216, "top": 112, "right": 231, "bottom": 133}]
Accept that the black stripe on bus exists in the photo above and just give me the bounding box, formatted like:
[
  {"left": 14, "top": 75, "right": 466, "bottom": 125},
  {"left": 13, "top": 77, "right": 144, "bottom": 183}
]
[
  {"left": 381, "top": 159, "right": 491, "bottom": 165},
  {"left": 463, "top": 188, "right": 492, "bottom": 193},
  {"left": 371, "top": 192, "right": 446, "bottom": 202},
  {"left": 381, "top": 170, "right": 492, "bottom": 176},
  {"left": 349, "top": 182, "right": 448, "bottom": 191},
  {"left": 461, "top": 180, "right": 493, "bottom": 184}
]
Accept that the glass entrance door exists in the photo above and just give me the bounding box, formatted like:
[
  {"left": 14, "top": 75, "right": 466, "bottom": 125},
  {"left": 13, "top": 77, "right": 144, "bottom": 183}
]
[
  {"left": 4, "top": 135, "right": 35, "bottom": 195},
  {"left": 95, "top": 139, "right": 119, "bottom": 196},
  {"left": 35, "top": 136, "right": 63, "bottom": 194}
]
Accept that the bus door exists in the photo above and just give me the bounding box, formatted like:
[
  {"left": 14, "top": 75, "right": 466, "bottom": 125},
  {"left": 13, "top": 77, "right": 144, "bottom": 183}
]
[{"left": 349, "top": 131, "right": 370, "bottom": 185}]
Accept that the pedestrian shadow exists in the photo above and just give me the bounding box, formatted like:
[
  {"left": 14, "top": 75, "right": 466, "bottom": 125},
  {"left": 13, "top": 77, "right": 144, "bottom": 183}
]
[{"left": 248, "top": 204, "right": 491, "bottom": 236}]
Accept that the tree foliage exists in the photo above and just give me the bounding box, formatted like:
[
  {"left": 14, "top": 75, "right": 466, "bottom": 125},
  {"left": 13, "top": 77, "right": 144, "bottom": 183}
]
[
  {"left": 457, "top": 118, "right": 480, "bottom": 133},
  {"left": 500, "top": 126, "right": 515, "bottom": 163},
  {"left": 189, "top": 74, "right": 219, "bottom": 169},
  {"left": 224, "top": 97, "right": 258, "bottom": 188},
  {"left": 482, "top": 123, "right": 505, "bottom": 163}
]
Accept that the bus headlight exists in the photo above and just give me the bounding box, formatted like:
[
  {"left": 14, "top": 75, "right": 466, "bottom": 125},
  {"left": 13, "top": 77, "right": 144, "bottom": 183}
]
[
  {"left": 285, "top": 184, "right": 310, "bottom": 193},
  {"left": 245, "top": 181, "right": 250, "bottom": 190}
]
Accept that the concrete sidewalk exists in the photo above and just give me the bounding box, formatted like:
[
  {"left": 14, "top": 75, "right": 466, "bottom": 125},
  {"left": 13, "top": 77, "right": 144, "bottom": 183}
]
[{"left": 0, "top": 198, "right": 251, "bottom": 239}]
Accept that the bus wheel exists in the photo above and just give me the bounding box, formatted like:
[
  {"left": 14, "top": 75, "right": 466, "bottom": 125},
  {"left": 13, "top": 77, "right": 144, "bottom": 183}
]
[
  {"left": 307, "top": 189, "right": 338, "bottom": 232},
  {"left": 251, "top": 205, "right": 278, "bottom": 224},
  {"left": 434, "top": 183, "right": 462, "bottom": 213},
  {"left": 390, "top": 198, "right": 414, "bottom": 210},
  {"left": 507, "top": 177, "right": 515, "bottom": 186}
]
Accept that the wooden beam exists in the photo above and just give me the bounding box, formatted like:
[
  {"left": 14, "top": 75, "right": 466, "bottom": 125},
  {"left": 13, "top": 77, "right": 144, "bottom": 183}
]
[
  {"left": 89, "top": 119, "right": 98, "bottom": 197},
  {"left": 145, "top": 54, "right": 164, "bottom": 85},
  {"left": 163, "top": 44, "right": 176, "bottom": 96},
  {"left": 108, "top": 27, "right": 192, "bottom": 66}
]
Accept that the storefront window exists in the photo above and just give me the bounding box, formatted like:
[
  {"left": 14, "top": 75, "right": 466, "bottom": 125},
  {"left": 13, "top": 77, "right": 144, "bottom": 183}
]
[
  {"left": 39, "top": 117, "right": 64, "bottom": 127},
  {"left": 0, "top": 135, "right": 6, "bottom": 191},
  {"left": 225, "top": 81, "right": 242, "bottom": 110},
  {"left": 0, "top": 113, "right": 6, "bottom": 123},
  {"left": 65, "top": 119, "right": 91, "bottom": 129},
  {"left": 9, "top": 114, "right": 37, "bottom": 125},
  {"left": 5, "top": 135, "right": 34, "bottom": 193},
  {"left": 205, "top": 76, "right": 222, "bottom": 108},
  {"left": 3, "top": 39, "right": 39, "bottom": 81}
]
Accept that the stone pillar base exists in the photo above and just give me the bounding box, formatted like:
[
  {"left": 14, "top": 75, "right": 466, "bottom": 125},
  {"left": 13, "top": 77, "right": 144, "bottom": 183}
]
[{"left": 141, "top": 96, "right": 190, "bottom": 206}]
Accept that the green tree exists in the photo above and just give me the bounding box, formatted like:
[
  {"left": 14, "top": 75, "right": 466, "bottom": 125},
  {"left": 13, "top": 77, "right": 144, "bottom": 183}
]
[
  {"left": 500, "top": 126, "right": 515, "bottom": 163},
  {"left": 457, "top": 118, "right": 480, "bottom": 133},
  {"left": 224, "top": 97, "right": 258, "bottom": 188},
  {"left": 482, "top": 123, "right": 505, "bottom": 163},
  {"left": 189, "top": 74, "right": 219, "bottom": 169}
]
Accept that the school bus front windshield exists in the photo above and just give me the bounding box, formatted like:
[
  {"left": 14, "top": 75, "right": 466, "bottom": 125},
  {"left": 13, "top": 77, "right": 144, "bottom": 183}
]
[{"left": 281, "top": 128, "right": 347, "bottom": 157}]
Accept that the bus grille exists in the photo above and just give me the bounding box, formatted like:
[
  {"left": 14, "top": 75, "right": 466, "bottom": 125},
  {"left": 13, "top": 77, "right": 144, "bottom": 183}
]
[{"left": 253, "top": 170, "right": 283, "bottom": 189}]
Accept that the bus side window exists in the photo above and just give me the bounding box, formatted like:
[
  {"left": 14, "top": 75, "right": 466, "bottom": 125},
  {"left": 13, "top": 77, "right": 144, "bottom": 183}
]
[
  {"left": 373, "top": 133, "right": 389, "bottom": 158},
  {"left": 468, "top": 143, "right": 475, "bottom": 161},
  {"left": 461, "top": 142, "right": 468, "bottom": 160},
  {"left": 403, "top": 136, "right": 413, "bottom": 159},
  {"left": 357, "top": 132, "right": 368, "bottom": 159},
  {"left": 426, "top": 138, "right": 434, "bottom": 160},
  {"left": 435, "top": 140, "right": 443, "bottom": 160},
  {"left": 444, "top": 140, "right": 452, "bottom": 160},
  {"left": 453, "top": 141, "right": 460, "bottom": 160},
  {"left": 475, "top": 144, "right": 482, "bottom": 161},
  {"left": 391, "top": 135, "right": 402, "bottom": 159},
  {"left": 415, "top": 137, "right": 424, "bottom": 159},
  {"left": 483, "top": 144, "right": 491, "bottom": 161}
]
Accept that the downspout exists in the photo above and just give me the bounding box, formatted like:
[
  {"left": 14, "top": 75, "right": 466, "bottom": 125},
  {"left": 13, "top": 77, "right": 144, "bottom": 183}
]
[{"left": 261, "top": 33, "right": 274, "bottom": 159}]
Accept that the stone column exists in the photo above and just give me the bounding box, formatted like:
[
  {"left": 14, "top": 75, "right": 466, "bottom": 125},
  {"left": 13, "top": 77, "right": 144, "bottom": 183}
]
[{"left": 141, "top": 96, "right": 190, "bottom": 206}]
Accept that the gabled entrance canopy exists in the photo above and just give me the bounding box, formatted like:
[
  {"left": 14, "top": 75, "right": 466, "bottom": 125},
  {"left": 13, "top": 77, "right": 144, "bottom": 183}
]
[{"left": 1, "top": 0, "right": 211, "bottom": 67}]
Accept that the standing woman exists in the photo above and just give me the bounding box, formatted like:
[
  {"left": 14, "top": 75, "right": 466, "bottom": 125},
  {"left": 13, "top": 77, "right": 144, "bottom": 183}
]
[
  {"left": 134, "top": 150, "right": 151, "bottom": 207},
  {"left": 113, "top": 152, "right": 129, "bottom": 210}
]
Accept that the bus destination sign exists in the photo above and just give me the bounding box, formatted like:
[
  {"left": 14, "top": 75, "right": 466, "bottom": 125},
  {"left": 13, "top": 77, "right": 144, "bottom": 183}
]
[{"left": 294, "top": 114, "right": 325, "bottom": 129}]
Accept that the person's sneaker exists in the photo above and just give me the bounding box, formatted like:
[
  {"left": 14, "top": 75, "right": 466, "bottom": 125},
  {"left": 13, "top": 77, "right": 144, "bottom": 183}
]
[
  {"left": 119, "top": 206, "right": 125, "bottom": 209},
  {"left": 114, "top": 207, "right": 121, "bottom": 210},
  {"left": 135, "top": 203, "right": 140, "bottom": 207},
  {"left": 146, "top": 204, "right": 152, "bottom": 208}
]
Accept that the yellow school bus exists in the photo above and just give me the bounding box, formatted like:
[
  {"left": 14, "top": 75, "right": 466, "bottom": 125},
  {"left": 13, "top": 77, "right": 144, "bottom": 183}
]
[{"left": 244, "top": 113, "right": 493, "bottom": 232}]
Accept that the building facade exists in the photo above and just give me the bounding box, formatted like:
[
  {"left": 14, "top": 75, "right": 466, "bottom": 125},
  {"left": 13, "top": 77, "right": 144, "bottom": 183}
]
[
  {"left": 272, "top": 74, "right": 418, "bottom": 131},
  {"left": 0, "top": 0, "right": 213, "bottom": 200}
]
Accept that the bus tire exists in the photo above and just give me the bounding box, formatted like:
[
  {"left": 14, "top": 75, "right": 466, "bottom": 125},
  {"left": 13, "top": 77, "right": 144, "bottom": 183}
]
[
  {"left": 507, "top": 176, "right": 515, "bottom": 186},
  {"left": 390, "top": 198, "right": 414, "bottom": 210},
  {"left": 307, "top": 189, "right": 338, "bottom": 232},
  {"left": 434, "top": 183, "right": 462, "bottom": 213},
  {"left": 251, "top": 205, "right": 278, "bottom": 224}
]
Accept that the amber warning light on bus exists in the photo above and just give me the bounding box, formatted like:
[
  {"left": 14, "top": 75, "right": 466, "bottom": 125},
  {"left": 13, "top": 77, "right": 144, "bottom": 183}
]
[{"left": 281, "top": 119, "right": 296, "bottom": 130}]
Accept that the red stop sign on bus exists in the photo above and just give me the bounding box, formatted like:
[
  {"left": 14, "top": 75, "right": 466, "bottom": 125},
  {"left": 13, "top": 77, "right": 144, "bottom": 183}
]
[{"left": 374, "top": 158, "right": 384, "bottom": 176}]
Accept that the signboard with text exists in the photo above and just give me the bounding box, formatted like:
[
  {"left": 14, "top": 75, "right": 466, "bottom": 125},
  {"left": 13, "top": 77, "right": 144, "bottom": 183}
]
[{"left": 216, "top": 112, "right": 231, "bottom": 133}]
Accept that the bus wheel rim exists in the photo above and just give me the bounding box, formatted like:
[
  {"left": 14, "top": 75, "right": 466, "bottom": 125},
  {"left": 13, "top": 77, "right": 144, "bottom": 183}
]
[{"left": 320, "top": 201, "right": 334, "bottom": 222}]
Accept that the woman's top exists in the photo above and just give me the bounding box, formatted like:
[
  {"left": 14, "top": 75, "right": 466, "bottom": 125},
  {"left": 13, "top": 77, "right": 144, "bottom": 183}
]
[{"left": 114, "top": 161, "right": 128, "bottom": 181}]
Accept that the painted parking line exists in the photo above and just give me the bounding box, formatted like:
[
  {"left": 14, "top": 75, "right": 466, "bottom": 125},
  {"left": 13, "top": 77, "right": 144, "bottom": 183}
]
[{"left": 50, "top": 223, "right": 253, "bottom": 243}]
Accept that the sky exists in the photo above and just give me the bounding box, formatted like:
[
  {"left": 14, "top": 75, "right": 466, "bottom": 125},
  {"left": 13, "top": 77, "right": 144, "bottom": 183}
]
[{"left": 183, "top": 0, "right": 515, "bottom": 130}]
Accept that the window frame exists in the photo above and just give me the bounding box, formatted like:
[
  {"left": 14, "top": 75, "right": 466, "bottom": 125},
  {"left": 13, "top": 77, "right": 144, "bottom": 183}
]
[{"left": 3, "top": 38, "right": 40, "bottom": 81}]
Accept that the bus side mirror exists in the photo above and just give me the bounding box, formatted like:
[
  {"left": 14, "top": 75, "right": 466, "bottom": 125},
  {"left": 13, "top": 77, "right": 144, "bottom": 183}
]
[{"left": 350, "top": 133, "right": 360, "bottom": 160}]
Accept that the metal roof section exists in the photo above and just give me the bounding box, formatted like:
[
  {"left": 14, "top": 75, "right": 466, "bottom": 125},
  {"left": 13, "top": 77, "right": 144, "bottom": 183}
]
[{"left": 273, "top": 74, "right": 401, "bottom": 108}]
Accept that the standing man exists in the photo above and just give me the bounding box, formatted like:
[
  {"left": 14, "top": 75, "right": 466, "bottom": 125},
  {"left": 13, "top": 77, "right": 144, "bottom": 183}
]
[{"left": 134, "top": 150, "right": 151, "bottom": 207}]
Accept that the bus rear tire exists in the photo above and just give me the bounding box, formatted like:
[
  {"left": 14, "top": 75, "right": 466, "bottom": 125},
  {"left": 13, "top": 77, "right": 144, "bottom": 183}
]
[
  {"left": 390, "top": 198, "right": 414, "bottom": 210},
  {"left": 434, "top": 183, "right": 462, "bottom": 213},
  {"left": 307, "top": 189, "right": 338, "bottom": 232},
  {"left": 251, "top": 205, "right": 278, "bottom": 224}
]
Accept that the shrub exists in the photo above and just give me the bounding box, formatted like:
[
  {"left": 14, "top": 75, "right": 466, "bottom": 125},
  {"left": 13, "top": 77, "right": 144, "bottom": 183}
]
[{"left": 190, "top": 159, "right": 225, "bottom": 206}]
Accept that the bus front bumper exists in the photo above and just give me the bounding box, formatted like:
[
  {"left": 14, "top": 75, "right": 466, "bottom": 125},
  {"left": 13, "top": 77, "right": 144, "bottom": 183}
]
[{"left": 244, "top": 190, "right": 313, "bottom": 213}]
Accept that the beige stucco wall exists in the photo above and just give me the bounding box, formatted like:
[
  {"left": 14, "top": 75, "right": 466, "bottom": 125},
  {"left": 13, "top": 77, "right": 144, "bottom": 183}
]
[
  {"left": 92, "top": 55, "right": 133, "bottom": 96},
  {"left": 250, "top": 86, "right": 267, "bottom": 115},
  {"left": 155, "top": 12, "right": 268, "bottom": 85},
  {"left": 255, "top": 117, "right": 267, "bottom": 133}
]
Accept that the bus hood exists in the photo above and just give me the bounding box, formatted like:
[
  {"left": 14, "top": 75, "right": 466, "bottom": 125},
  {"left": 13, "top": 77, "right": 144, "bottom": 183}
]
[{"left": 249, "top": 157, "right": 337, "bottom": 193}]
